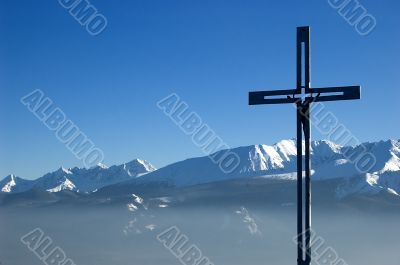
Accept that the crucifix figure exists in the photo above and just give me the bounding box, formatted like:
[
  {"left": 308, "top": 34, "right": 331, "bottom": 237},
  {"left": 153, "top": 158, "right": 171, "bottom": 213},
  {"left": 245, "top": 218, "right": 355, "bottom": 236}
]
[{"left": 248, "top": 26, "right": 361, "bottom": 265}]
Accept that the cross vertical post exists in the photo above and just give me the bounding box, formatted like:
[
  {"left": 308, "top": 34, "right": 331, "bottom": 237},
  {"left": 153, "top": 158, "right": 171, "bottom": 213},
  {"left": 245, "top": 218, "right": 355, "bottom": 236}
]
[
  {"left": 248, "top": 26, "right": 361, "bottom": 265},
  {"left": 296, "top": 26, "right": 312, "bottom": 265}
]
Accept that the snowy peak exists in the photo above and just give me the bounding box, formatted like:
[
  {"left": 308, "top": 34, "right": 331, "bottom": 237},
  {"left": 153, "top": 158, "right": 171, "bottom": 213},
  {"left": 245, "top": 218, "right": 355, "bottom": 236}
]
[
  {"left": 375, "top": 140, "right": 400, "bottom": 173},
  {"left": 343, "top": 139, "right": 400, "bottom": 174},
  {"left": 311, "top": 140, "right": 342, "bottom": 155},
  {"left": 220, "top": 140, "right": 298, "bottom": 175},
  {"left": 243, "top": 144, "right": 281, "bottom": 171},
  {"left": 0, "top": 174, "right": 34, "bottom": 193},
  {"left": 59, "top": 166, "right": 73, "bottom": 175},
  {"left": 274, "top": 139, "right": 298, "bottom": 160},
  {"left": 95, "top": 163, "right": 109, "bottom": 169},
  {"left": 235, "top": 139, "right": 342, "bottom": 174},
  {"left": 1, "top": 174, "right": 18, "bottom": 193},
  {"left": 122, "top": 159, "right": 156, "bottom": 177},
  {"left": 46, "top": 177, "right": 77, "bottom": 193}
]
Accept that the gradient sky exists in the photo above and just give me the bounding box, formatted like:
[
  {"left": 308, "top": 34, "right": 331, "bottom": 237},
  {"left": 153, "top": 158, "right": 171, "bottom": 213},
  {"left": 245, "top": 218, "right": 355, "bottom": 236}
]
[{"left": 0, "top": 0, "right": 399, "bottom": 179}]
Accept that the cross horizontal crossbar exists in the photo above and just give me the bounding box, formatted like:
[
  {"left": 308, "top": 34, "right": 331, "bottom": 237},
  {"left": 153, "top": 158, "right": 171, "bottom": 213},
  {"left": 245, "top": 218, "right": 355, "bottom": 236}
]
[{"left": 248, "top": 85, "right": 360, "bottom": 105}]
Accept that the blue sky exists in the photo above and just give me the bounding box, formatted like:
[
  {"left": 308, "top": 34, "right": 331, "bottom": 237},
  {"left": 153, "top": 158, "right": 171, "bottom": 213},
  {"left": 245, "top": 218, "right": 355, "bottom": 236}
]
[{"left": 0, "top": 0, "right": 399, "bottom": 179}]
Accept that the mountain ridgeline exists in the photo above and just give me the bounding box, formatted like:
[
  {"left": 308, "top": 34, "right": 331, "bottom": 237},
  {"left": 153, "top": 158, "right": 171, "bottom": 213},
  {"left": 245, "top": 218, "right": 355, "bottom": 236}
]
[{"left": 1, "top": 139, "right": 399, "bottom": 203}]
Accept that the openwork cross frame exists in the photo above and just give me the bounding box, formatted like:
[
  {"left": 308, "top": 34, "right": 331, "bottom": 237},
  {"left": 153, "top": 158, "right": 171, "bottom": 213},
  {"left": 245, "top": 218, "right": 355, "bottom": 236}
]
[{"left": 248, "top": 27, "right": 361, "bottom": 265}]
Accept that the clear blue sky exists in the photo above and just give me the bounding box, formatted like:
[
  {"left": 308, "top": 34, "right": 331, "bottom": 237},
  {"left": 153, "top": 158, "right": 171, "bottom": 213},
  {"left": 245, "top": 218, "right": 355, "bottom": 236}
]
[{"left": 0, "top": 0, "right": 399, "bottom": 179}]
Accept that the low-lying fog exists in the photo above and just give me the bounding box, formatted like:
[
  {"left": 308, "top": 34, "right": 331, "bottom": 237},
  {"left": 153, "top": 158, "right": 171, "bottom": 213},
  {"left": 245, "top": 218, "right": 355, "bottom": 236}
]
[{"left": 1, "top": 203, "right": 399, "bottom": 265}]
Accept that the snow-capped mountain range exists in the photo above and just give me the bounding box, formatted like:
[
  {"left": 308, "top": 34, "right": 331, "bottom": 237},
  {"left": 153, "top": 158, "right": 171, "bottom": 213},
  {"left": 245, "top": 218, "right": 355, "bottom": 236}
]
[
  {"left": 0, "top": 159, "right": 156, "bottom": 194},
  {"left": 1, "top": 139, "right": 399, "bottom": 200}
]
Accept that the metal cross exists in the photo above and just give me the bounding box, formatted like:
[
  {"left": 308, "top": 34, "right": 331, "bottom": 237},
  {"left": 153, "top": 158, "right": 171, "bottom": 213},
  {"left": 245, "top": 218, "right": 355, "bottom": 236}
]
[{"left": 248, "top": 26, "right": 361, "bottom": 265}]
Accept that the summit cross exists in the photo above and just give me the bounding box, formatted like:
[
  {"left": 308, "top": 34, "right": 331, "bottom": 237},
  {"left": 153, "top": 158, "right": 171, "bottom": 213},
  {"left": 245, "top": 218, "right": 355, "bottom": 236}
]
[{"left": 248, "top": 26, "right": 361, "bottom": 265}]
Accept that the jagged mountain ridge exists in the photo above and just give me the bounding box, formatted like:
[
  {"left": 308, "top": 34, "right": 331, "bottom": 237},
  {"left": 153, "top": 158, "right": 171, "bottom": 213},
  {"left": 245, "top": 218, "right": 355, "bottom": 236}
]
[
  {"left": 112, "top": 139, "right": 400, "bottom": 199},
  {"left": 1, "top": 139, "right": 399, "bottom": 200},
  {"left": 0, "top": 159, "right": 156, "bottom": 193}
]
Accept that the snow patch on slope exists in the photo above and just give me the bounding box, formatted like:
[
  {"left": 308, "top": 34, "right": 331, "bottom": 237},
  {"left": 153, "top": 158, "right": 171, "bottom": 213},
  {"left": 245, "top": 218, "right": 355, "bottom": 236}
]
[
  {"left": 1, "top": 174, "right": 17, "bottom": 193},
  {"left": 47, "top": 177, "right": 76, "bottom": 193}
]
